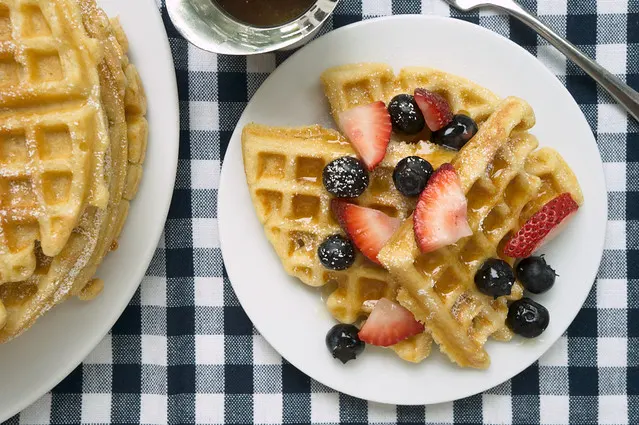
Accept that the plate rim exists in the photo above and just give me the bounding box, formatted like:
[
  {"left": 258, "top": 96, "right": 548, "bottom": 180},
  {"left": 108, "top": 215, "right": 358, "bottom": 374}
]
[
  {"left": 218, "top": 14, "right": 607, "bottom": 405},
  {"left": 0, "top": 0, "right": 179, "bottom": 420}
]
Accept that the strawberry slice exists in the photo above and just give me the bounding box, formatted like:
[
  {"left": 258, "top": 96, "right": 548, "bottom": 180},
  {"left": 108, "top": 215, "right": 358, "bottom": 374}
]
[
  {"left": 503, "top": 193, "right": 579, "bottom": 258},
  {"left": 358, "top": 298, "right": 425, "bottom": 346},
  {"left": 338, "top": 101, "right": 392, "bottom": 170},
  {"left": 413, "top": 163, "right": 472, "bottom": 253},
  {"left": 414, "top": 88, "right": 453, "bottom": 132},
  {"left": 331, "top": 199, "right": 400, "bottom": 265}
]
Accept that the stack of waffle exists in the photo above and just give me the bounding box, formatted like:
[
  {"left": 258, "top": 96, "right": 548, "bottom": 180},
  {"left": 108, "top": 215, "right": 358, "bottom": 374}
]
[
  {"left": 0, "top": 0, "right": 147, "bottom": 342},
  {"left": 243, "top": 64, "right": 582, "bottom": 368}
]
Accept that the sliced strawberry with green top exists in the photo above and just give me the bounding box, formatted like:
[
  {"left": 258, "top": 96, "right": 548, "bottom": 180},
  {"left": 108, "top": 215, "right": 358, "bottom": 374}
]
[
  {"left": 331, "top": 199, "right": 400, "bottom": 265},
  {"left": 338, "top": 101, "right": 392, "bottom": 171},
  {"left": 503, "top": 193, "right": 579, "bottom": 258},
  {"left": 414, "top": 88, "right": 453, "bottom": 132},
  {"left": 358, "top": 298, "right": 425, "bottom": 347},
  {"left": 413, "top": 163, "right": 472, "bottom": 253}
]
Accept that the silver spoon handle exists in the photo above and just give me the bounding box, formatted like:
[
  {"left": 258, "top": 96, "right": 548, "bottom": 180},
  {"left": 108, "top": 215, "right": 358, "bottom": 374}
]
[{"left": 494, "top": 1, "right": 639, "bottom": 122}]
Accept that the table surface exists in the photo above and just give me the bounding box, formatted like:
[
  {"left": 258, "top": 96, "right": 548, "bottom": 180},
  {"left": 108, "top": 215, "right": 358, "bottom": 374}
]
[{"left": 5, "top": 0, "right": 639, "bottom": 424}]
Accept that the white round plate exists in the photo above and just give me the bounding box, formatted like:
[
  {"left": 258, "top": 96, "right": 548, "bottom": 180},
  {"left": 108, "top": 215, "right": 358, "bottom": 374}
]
[
  {"left": 218, "top": 15, "right": 607, "bottom": 405},
  {"left": 0, "top": 0, "right": 179, "bottom": 420}
]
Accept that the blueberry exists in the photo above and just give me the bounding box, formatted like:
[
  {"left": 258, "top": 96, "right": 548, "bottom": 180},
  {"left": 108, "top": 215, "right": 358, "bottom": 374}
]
[
  {"left": 474, "top": 258, "right": 515, "bottom": 298},
  {"left": 392, "top": 156, "right": 433, "bottom": 197},
  {"left": 432, "top": 114, "right": 478, "bottom": 150},
  {"left": 516, "top": 256, "right": 557, "bottom": 294},
  {"left": 507, "top": 298, "right": 549, "bottom": 338},
  {"left": 322, "top": 157, "right": 369, "bottom": 198},
  {"left": 325, "top": 323, "right": 365, "bottom": 363},
  {"left": 318, "top": 235, "right": 355, "bottom": 271},
  {"left": 387, "top": 94, "right": 425, "bottom": 135}
]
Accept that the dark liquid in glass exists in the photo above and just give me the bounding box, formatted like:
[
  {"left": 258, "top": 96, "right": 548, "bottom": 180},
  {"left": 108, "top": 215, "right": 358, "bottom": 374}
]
[{"left": 213, "top": 0, "right": 315, "bottom": 27}]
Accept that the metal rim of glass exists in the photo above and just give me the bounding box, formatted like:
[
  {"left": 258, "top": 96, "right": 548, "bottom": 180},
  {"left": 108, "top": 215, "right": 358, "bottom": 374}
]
[{"left": 166, "top": 0, "right": 340, "bottom": 55}]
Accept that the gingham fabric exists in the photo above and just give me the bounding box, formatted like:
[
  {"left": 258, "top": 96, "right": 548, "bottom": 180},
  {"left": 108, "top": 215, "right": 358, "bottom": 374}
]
[{"left": 4, "top": 0, "right": 638, "bottom": 424}]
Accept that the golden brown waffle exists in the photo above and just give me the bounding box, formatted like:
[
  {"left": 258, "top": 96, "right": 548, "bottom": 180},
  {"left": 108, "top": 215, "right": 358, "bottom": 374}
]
[
  {"left": 321, "top": 63, "right": 500, "bottom": 138},
  {"left": 73, "top": 0, "right": 146, "bottom": 279},
  {"left": 0, "top": 0, "right": 147, "bottom": 341},
  {"left": 49, "top": 0, "right": 148, "bottom": 302},
  {"left": 317, "top": 63, "right": 505, "bottom": 362},
  {"left": 243, "top": 65, "right": 504, "bottom": 362},
  {"left": 242, "top": 123, "right": 437, "bottom": 362},
  {"left": 378, "top": 97, "right": 583, "bottom": 369},
  {"left": 0, "top": 0, "right": 111, "bottom": 284},
  {"left": 319, "top": 63, "right": 501, "bottom": 320}
]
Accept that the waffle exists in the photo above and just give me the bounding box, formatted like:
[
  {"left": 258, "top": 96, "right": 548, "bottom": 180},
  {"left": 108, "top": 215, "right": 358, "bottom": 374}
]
[
  {"left": 47, "top": 0, "right": 148, "bottom": 302},
  {"left": 243, "top": 123, "right": 438, "bottom": 362},
  {"left": 321, "top": 63, "right": 500, "bottom": 140},
  {"left": 377, "top": 97, "right": 583, "bottom": 369},
  {"left": 0, "top": 0, "right": 148, "bottom": 341},
  {"left": 0, "top": 0, "right": 111, "bottom": 284},
  {"left": 243, "top": 65, "right": 504, "bottom": 362},
  {"left": 318, "top": 63, "right": 505, "bottom": 361}
]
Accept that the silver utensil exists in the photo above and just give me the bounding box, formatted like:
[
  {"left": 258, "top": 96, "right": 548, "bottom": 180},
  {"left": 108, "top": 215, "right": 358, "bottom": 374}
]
[{"left": 444, "top": 0, "right": 639, "bottom": 122}]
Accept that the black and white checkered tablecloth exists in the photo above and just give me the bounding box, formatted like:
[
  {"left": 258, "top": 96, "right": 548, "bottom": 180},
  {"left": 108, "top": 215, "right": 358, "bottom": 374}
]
[{"left": 5, "top": 0, "right": 639, "bottom": 424}]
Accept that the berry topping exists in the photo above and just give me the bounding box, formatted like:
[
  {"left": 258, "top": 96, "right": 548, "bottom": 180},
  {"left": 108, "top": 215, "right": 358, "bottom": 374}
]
[
  {"left": 392, "top": 156, "right": 433, "bottom": 197},
  {"left": 331, "top": 199, "right": 400, "bottom": 265},
  {"left": 326, "top": 323, "right": 365, "bottom": 364},
  {"left": 318, "top": 235, "right": 356, "bottom": 271},
  {"left": 474, "top": 258, "right": 515, "bottom": 298},
  {"left": 358, "top": 298, "right": 425, "bottom": 347},
  {"left": 338, "top": 101, "right": 392, "bottom": 170},
  {"left": 503, "top": 193, "right": 579, "bottom": 258},
  {"left": 322, "top": 157, "right": 369, "bottom": 198},
  {"left": 413, "top": 88, "right": 453, "bottom": 132},
  {"left": 413, "top": 163, "right": 472, "bottom": 253},
  {"left": 515, "top": 256, "right": 557, "bottom": 294},
  {"left": 432, "top": 114, "right": 478, "bottom": 150},
  {"left": 507, "top": 298, "right": 549, "bottom": 338},
  {"left": 387, "top": 94, "right": 425, "bottom": 135}
]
